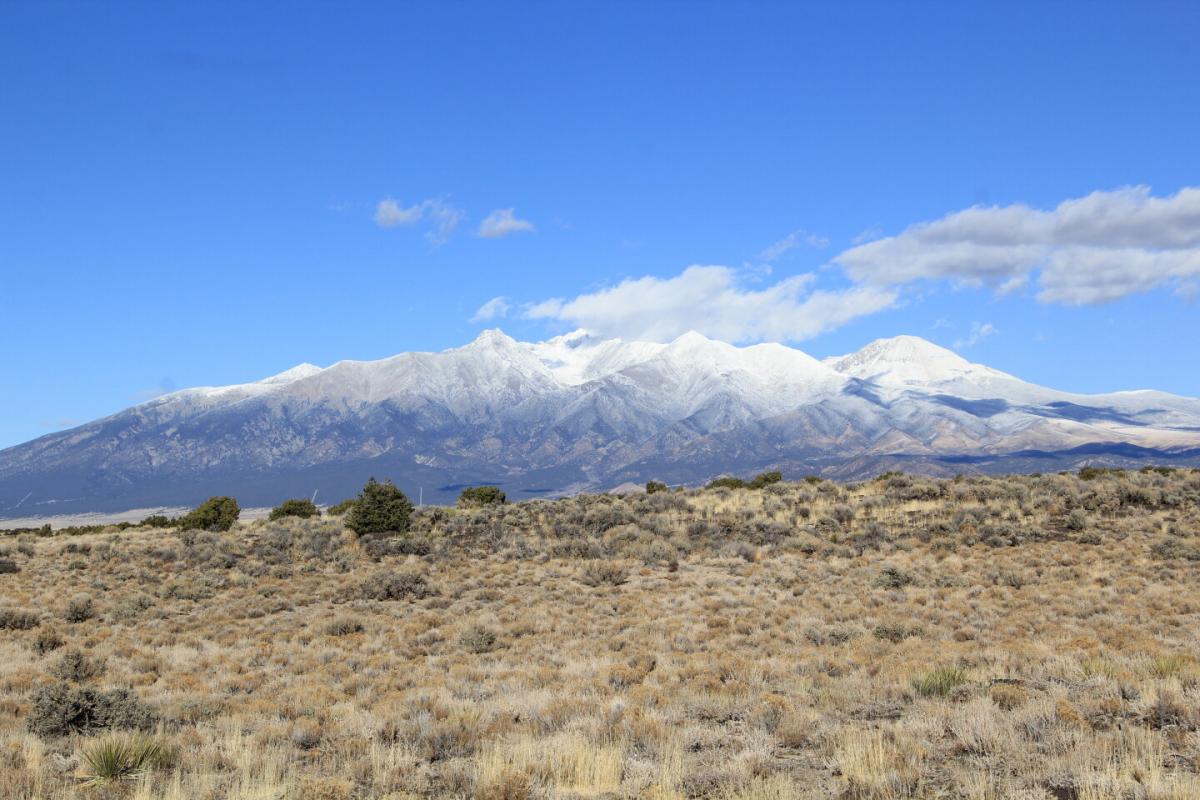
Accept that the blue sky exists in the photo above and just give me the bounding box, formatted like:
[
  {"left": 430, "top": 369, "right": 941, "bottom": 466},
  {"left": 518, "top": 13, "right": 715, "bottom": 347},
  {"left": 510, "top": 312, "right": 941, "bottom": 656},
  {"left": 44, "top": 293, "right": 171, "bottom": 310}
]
[{"left": 2, "top": 1, "right": 1198, "bottom": 449}]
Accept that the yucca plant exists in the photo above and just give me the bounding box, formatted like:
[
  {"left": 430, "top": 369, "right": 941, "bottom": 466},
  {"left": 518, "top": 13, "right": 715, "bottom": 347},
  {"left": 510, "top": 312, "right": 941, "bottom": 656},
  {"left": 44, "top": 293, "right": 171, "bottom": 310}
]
[{"left": 79, "top": 734, "right": 168, "bottom": 785}]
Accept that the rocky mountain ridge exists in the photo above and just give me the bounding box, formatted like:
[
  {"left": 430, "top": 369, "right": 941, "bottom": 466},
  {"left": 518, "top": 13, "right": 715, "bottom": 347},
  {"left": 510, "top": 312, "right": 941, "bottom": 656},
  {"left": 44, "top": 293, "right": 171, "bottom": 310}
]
[{"left": 2, "top": 329, "right": 1198, "bottom": 515}]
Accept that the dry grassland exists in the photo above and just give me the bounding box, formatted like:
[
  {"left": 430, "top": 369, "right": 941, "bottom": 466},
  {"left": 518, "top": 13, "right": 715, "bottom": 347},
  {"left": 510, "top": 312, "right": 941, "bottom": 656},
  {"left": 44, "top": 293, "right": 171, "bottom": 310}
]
[{"left": 2, "top": 469, "right": 1199, "bottom": 799}]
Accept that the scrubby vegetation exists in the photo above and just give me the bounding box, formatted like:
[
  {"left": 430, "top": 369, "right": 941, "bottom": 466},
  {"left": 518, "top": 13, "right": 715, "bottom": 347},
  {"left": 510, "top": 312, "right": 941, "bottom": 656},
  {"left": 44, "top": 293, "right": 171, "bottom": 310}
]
[
  {"left": 706, "top": 471, "right": 784, "bottom": 491},
  {"left": 1, "top": 468, "right": 1199, "bottom": 798},
  {"left": 456, "top": 486, "right": 506, "bottom": 508},
  {"left": 177, "top": 496, "right": 240, "bottom": 532},
  {"left": 326, "top": 497, "right": 359, "bottom": 517},
  {"left": 269, "top": 498, "right": 320, "bottom": 521}
]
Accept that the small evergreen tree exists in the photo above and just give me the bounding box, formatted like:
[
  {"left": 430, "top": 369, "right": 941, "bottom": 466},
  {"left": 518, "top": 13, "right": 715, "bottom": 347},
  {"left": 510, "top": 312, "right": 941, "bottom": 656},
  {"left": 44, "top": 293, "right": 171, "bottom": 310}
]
[
  {"left": 346, "top": 478, "right": 412, "bottom": 535},
  {"left": 457, "top": 486, "right": 506, "bottom": 508},
  {"left": 645, "top": 480, "right": 668, "bottom": 494},
  {"left": 705, "top": 476, "right": 748, "bottom": 490},
  {"left": 269, "top": 498, "right": 319, "bottom": 521},
  {"left": 178, "top": 496, "right": 240, "bottom": 532}
]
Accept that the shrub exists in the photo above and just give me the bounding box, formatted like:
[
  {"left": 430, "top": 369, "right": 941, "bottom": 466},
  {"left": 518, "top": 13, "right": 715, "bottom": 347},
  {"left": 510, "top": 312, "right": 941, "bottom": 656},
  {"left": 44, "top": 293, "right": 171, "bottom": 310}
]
[
  {"left": 706, "top": 476, "right": 748, "bottom": 490},
  {"left": 139, "top": 515, "right": 175, "bottom": 528},
  {"left": 1064, "top": 509, "right": 1088, "bottom": 531},
  {"left": 359, "top": 569, "right": 435, "bottom": 601},
  {"left": 1139, "top": 693, "right": 1198, "bottom": 730},
  {"left": 0, "top": 608, "right": 39, "bottom": 630},
  {"left": 457, "top": 486, "right": 507, "bottom": 508},
  {"left": 326, "top": 498, "right": 358, "bottom": 516},
  {"left": 874, "top": 623, "right": 921, "bottom": 643},
  {"left": 749, "top": 471, "right": 783, "bottom": 489},
  {"left": 269, "top": 498, "right": 320, "bottom": 521},
  {"left": 361, "top": 534, "right": 432, "bottom": 561},
  {"left": 1078, "top": 466, "right": 1120, "bottom": 481},
  {"left": 80, "top": 734, "right": 169, "bottom": 785},
  {"left": 323, "top": 616, "right": 365, "bottom": 636},
  {"left": 111, "top": 594, "right": 155, "bottom": 622},
  {"left": 32, "top": 629, "right": 64, "bottom": 654},
  {"left": 912, "top": 666, "right": 969, "bottom": 697},
  {"left": 1150, "top": 539, "right": 1200, "bottom": 561},
  {"left": 0, "top": 558, "right": 19, "bottom": 574},
  {"left": 805, "top": 626, "right": 857, "bottom": 646},
  {"left": 876, "top": 567, "right": 915, "bottom": 589},
  {"left": 346, "top": 478, "right": 413, "bottom": 535},
  {"left": 579, "top": 560, "right": 630, "bottom": 587},
  {"left": 645, "top": 480, "right": 668, "bottom": 494},
  {"left": 26, "top": 683, "right": 157, "bottom": 739},
  {"left": 458, "top": 624, "right": 498, "bottom": 654},
  {"left": 854, "top": 522, "right": 890, "bottom": 551},
  {"left": 51, "top": 649, "right": 105, "bottom": 682},
  {"left": 832, "top": 504, "right": 855, "bottom": 525},
  {"left": 64, "top": 593, "right": 95, "bottom": 623},
  {"left": 730, "top": 541, "right": 757, "bottom": 562},
  {"left": 178, "top": 496, "right": 240, "bottom": 532}
]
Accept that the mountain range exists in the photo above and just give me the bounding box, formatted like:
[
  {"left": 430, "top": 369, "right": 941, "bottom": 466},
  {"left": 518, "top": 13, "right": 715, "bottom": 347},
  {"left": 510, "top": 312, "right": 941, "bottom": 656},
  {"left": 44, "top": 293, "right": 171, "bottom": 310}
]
[{"left": 3, "top": 329, "right": 1199, "bottom": 516}]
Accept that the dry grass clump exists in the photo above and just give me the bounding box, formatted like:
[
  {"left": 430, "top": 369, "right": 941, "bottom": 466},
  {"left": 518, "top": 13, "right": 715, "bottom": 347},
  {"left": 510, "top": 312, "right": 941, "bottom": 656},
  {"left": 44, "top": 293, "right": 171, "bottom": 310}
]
[{"left": 1, "top": 468, "right": 1199, "bottom": 798}]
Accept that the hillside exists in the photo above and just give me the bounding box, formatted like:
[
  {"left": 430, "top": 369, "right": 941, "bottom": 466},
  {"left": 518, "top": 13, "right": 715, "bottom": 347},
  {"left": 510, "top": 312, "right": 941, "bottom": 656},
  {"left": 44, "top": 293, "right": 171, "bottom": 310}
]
[{"left": 2, "top": 468, "right": 1199, "bottom": 798}]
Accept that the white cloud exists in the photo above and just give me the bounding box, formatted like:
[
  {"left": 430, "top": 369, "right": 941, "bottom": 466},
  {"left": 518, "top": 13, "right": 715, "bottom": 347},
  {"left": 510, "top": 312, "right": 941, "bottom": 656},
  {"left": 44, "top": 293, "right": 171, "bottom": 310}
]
[
  {"left": 472, "top": 185, "right": 1200, "bottom": 345},
  {"left": 478, "top": 208, "right": 535, "bottom": 238},
  {"left": 954, "top": 321, "right": 997, "bottom": 350},
  {"left": 760, "top": 229, "right": 829, "bottom": 261},
  {"left": 524, "top": 265, "right": 896, "bottom": 343},
  {"left": 374, "top": 198, "right": 424, "bottom": 228},
  {"left": 374, "top": 197, "right": 463, "bottom": 244},
  {"left": 471, "top": 296, "right": 510, "bottom": 322},
  {"left": 423, "top": 200, "right": 463, "bottom": 245},
  {"left": 852, "top": 226, "right": 884, "bottom": 245},
  {"left": 833, "top": 186, "right": 1200, "bottom": 305}
]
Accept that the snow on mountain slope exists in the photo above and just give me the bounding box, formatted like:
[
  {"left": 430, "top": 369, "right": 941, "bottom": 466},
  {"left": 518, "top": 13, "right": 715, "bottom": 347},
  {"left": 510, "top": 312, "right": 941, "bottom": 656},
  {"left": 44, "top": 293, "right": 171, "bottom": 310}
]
[
  {"left": 612, "top": 332, "right": 847, "bottom": 420},
  {"left": 826, "top": 335, "right": 1200, "bottom": 427},
  {"left": 157, "top": 362, "right": 329, "bottom": 405},
  {"left": 525, "top": 330, "right": 666, "bottom": 385},
  {"left": 2, "top": 328, "right": 1199, "bottom": 515},
  {"left": 46, "top": 329, "right": 1200, "bottom": 438}
]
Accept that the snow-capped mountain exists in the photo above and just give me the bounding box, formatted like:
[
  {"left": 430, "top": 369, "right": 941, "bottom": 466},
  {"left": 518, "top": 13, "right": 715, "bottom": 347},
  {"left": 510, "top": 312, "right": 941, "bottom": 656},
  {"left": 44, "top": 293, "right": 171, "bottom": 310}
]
[
  {"left": 2, "top": 330, "right": 1199, "bottom": 515},
  {"left": 826, "top": 335, "right": 1030, "bottom": 399}
]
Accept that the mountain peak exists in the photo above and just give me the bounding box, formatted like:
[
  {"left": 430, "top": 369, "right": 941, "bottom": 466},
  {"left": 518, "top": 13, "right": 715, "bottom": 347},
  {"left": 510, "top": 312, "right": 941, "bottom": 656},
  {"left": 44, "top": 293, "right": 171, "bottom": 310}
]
[
  {"left": 464, "top": 328, "right": 520, "bottom": 350},
  {"left": 663, "top": 330, "right": 731, "bottom": 356},
  {"left": 828, "top": 334, "right": 1018, "bottom": 391},
  {"left": 673, "top": 330, "right": 712, "bottom": 344},
  {"left": 851, "top": 334, "right": 964, "bottom": 364},
  {"left": 868, "top": 333, "right": 954, "bottom": 353},
  {"left": 259, "top": 363, "right": 324, "bottom": 385}
]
